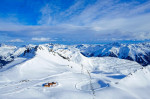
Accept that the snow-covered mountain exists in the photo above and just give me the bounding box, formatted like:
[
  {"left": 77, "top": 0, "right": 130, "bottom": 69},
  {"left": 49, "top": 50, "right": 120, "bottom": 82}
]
[
  {"left": 1, "top": 42, "right": 150, "bottom": 68},
  {"left": 0, "top": 43, "right": 150, "bottom": 99},
  {"left": 0, "top": 44, "right": 17, "bottom": 68},
  {"left": 79, "top": 42, "right": 150, "bottom": 66},
  {"left": 0, "top": 44, "right": 36, "bottom": 68},
  {"left": 117, "top": 66, "right": 150, "bottom": 99}
]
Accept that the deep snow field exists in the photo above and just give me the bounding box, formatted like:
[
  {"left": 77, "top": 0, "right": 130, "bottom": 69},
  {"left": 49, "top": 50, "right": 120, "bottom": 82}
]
[{"left": 0, "top": 44, "right": 150, "bottom": 99}]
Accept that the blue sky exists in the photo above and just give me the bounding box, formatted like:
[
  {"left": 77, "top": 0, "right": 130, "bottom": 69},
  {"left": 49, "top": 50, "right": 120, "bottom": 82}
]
[{"left": 0, "top": 0, "right": 150, "bottom": 45}]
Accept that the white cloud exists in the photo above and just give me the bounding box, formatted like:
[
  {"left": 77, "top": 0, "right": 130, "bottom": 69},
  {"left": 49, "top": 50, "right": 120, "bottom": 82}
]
[
  {"left": 9, "top": 39, "right": 24, "bottom": 42},
  {"left": 60, "top": 1, "right": 83, "bottom": 17},
  {"left": 38, "top": 4, "right": 52, "bottom": 25},
  {"left": 1, "top": 0, "right": 150, "bottom": 42},
  {"left": 31, "top": 37, "right": 52, "bottom": 42},
  {"left": 91, "top": 13, "right": 150, "bottom": 32}
]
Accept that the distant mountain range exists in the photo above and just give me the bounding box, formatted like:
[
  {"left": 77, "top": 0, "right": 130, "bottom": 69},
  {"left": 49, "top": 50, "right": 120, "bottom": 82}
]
[
  {"left": 79, "top": 42, "right": 150, "bottom": 66},
  {"left": 0, "top": 42, "right": 150, "bottom": 68}
]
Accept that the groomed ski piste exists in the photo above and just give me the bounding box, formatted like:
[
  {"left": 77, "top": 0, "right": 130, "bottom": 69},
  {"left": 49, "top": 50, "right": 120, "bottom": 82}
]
[{"left": 0, "top": 44, "right": 150, "bottom": 99}]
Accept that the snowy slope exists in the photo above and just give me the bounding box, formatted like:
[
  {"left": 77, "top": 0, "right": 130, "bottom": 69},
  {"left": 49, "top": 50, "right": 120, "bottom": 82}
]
[
  {"left": 119, "top": 66, "right": 150, "bottom": 87},
  {"left": 49, "top": 44, "right": 141, "bottom": 74},
  {"left": 116, "top": 66, "right": 150, "bottom": 99},
  {"left": 0, "top": 43, "right": 149, "bottom": 99}
]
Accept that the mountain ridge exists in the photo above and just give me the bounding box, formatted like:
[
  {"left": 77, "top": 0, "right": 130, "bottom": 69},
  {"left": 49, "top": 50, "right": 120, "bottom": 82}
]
[
  {"left": 0, "top": 42, "right": 150, "bottom": 68},
  {"left": 79, "top": 42, "right": 150, "bottom": 66}
]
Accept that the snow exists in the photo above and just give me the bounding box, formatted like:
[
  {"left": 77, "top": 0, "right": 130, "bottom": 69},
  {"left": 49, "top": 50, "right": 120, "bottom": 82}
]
[
  {"left": 115, "top": 66, "right": 150, "bottom": 99},
  {"left": 0, "top": 45, "right": 16, "bottom": 61},
  {"left": 0, "top": 43, "right": 150, "bottom": 99}
]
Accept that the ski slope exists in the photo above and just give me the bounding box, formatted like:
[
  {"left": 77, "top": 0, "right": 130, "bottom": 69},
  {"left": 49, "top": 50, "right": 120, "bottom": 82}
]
[{"left": 0, "top": 44, "right": 149, "bottom": 99}]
